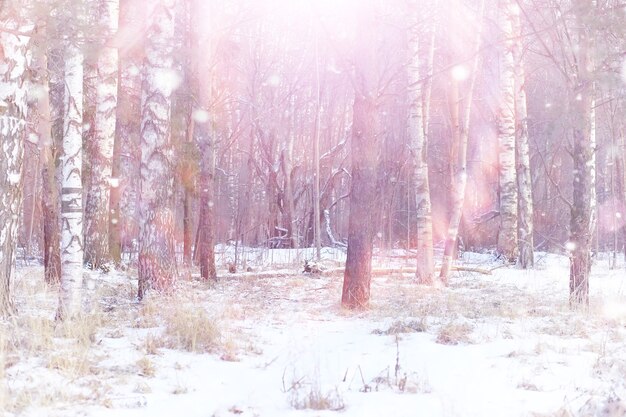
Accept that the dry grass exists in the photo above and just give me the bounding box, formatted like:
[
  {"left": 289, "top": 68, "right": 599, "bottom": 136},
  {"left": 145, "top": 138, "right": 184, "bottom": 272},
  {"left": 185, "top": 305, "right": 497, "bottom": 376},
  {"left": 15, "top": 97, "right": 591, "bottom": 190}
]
[
  {"left": 144, "top": 333, "right": 164, "bottom": 355},
  {"left": 372, "top": 319, "right": 428, "bottom": 335},
  {"left": 288, "top": 384, "right": 345, "bottom": 411},
  {"left": 163, "top": 303, "right": 221, "bottom": 353},
  {"left": 136, "top": 356, "right": 156, "bottom": 377},
  {"left": 435, "top": 321, "right": 474, "bottom": 345}
]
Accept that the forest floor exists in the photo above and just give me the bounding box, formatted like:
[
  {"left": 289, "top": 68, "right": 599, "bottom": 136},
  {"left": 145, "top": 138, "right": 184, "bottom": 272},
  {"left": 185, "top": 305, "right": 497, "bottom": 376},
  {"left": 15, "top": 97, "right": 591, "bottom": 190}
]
[{"left": 2, "top": 248, "right": 626, "bottom": 417}]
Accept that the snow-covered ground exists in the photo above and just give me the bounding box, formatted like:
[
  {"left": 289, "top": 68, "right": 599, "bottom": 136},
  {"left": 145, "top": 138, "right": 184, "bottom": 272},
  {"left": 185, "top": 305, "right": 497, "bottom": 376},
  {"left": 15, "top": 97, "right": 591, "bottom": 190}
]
[{"left": 2, "top": 250, "right": 626, "bottom": 417}]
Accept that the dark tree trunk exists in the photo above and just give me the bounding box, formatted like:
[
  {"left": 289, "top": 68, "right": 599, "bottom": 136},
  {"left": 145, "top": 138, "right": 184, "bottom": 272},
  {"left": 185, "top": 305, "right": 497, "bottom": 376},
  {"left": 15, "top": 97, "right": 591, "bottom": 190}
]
[
  {"left": 42, "top": 43, "right": 63, "bottom": 284},
  {"left": 110, "top": 0, "right": 143, "bottom": 265},
  {"left": 341, "top": 1, "right": 380, "bottom": 309},
  {"left": 197, "top": 131, "right": 217, "bottom": 282},
  {"left": 568, "top": 2, "right": 595, "bottom": 308},
  {"left": 190, "top": 0, "right": 217, "bottom": 280}
]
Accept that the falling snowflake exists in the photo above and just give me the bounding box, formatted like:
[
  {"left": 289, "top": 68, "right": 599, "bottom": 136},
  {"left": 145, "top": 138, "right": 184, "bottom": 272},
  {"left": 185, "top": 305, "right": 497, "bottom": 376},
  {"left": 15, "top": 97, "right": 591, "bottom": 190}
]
[
  {"left": 621, "top": 57, "right": 626, "bottom": 85},
  {"left": 109, "top": 177, "right": 120, "bottom": 188},
  {"left": 451, "top": 65, "right": 469, "bottom": 81},
  {"left": 266, "top": 74, "right": 281, "bottom": 87},
  {"left": 153, "top": 68, "right": 182, "bottom": 96},
  {"left": 193, "top": 109, "right": 210, "bottom": 124},
  {"left": 128, "top": 64, "right": 140, "bottom": 77},
  {"left": 565, "top": 241, "right": 576, "bottom": 251}
]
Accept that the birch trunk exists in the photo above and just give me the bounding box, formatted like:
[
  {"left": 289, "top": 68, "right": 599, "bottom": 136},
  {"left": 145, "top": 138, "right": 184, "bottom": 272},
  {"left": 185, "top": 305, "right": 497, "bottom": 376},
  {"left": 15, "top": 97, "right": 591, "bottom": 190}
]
[
  {"left": 511, "top": 4, "right": 533, "bottom": 269},
  {"left": 496, "top": 0, "right": 518, "bottom": 263},
  {"left": 439, "top": 0, "right": 484, "bottom": 282},
  {"left": 342, "top": 0, "right": 380, "bottom": 309},
  {"left": 57, "top": 41, "right": 85, "bottom": 319},
  {"left": 85, "top": 0, "right": 119, "bottom": 269},
  {"left": 407, "top": 2, "right": 434, "bottom": 284},
  {"left": 138, "top": 0, "right": 178, "bottom": 298},
  {"left": 0, "top": 21, "right": 30, "bottom": 316}
]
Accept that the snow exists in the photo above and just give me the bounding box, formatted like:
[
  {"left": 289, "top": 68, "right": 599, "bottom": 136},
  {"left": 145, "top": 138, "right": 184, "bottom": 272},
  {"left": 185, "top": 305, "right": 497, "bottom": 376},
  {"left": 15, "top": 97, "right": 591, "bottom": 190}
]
[
  {"left": 3, "top": 250, "right": 626, "bottom": 417},
  {"left": 451, "top": 65, "right": 469, "bottom": 81},
  {"left": 192, "top": 109, "right": 210, "bottom": 124}
]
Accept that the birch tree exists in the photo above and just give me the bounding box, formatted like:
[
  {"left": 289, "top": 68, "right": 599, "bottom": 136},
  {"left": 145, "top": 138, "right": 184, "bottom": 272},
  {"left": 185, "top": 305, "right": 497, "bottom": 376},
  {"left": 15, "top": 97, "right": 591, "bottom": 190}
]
[
  {"left": 342, "top": 0, "right": 380, "bottom": 309},
  {"left": 439, "top": 0, "right": 484, "bottom": 282},
  {"left": 57, "top": 22, "right": 85, "bottom": 319},
  {"left": 138, "top": 0, "right": 178, "bottom": 298},
  {"left": 84, "top": 0, "right": 119, "bottom": 269},
  {"left": 407, "top": 1, "right": 434, "bottom": 284},
  {"left": 0, "top": 16, "right": 31, "bottom": 316},
  {"left": 496, "top": 0, "right": 518, "bottom": 263},
  {"left": 511, "top": 3, "right": 533, "bottom": 268}
]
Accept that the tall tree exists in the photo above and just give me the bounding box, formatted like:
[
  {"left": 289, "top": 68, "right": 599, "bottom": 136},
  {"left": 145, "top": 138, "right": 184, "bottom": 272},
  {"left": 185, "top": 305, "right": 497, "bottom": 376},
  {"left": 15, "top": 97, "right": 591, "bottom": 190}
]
[
  {"left": 496, "top": 0, "right": 518, "bottom": 263},
  {"left": 138, "top": 0, "right": 178, "bottom": 298},
  {"left": 511, "top": 3, "right": 533, "bottom": 268},
  {"left": 341, "top": 0, "right": 381, "bottom": 309},
  {"left": 110, "top": 0, "right": 143, "bottom": 265},
  {"left": 84, "top": 0, "right": 119, "bottom": 269},
  {"left": 569, "top": 0, "right": 595, "bottom": 306},
  {"left": 191, "top": 0, "right": 217, "bottom": 281},
  {"left": 31, "top": 23, "right": 62, "bottom": 284},
  {"left": 407, "top": 0, "right": 435, "bottom": 284},
  {"left": 57, "top": 16, "right": 86, "bottom": 319},
  {"left": 0, "top": 14, "right": 31, "bottom": 316},
  {"left": 439, "top": 0, "right": 485, "bottom": 282}
]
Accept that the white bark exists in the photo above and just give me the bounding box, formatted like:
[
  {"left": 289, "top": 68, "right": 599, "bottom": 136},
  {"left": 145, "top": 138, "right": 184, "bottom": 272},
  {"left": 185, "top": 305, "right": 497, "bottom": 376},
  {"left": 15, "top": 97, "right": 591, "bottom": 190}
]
[
  {"left": 496, "top": 0, "right": 518, "bottom": 263},
  {"left": 407, "top": 2, "right": 435, "bottom": 284},
  {"left": 0, "top": 21, "right": 30, "bottom": 315},
  {"left": 512, "top": 5, "right": 533, "bottom": 269},
  {"left": 138, "top": 0, "right": 178, "bottom": 298},
  {"left": 85, "top": 0, "right": 119, "bottom": 268},
  {"left": 58, "top": 41, "right": 85, "bottom": 319},
  {"left": 439, "top": 0, "right": 485, "bottom": 282}
]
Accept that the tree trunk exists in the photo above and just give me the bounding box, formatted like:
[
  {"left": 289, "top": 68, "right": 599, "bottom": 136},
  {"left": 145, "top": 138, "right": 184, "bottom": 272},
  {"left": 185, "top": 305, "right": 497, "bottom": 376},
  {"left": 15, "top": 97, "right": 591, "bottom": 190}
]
[
  {"left": 496, "top": 0, "right": 518, "bottom": 263},
  {"left": 190, "top": 0, "right": 217, "bottom": 280},
  {"left": 84, "top": 0, "right": 119, "bottom": 269},
  {"left": 57, "top": 39, "right": 85, "bottom": 320},
  {"left": 440, "top": 0, "right": 484, "bottom": 282},
  {"left": 0, "top": 23, "right": 30, "bottom": 316},
  {"left": 197, "top": 129, "right": 217, "bottom": 281},
  {"left": 407, "top": 2, "right": 434, "bottom": 284},
  {"left": 138, "top": 0, "right": 178, "bottom": 299},
  {"left": 512, "top": 4, "right": 533, "bottom": 269},
  {"left": 569, "top": 1, "right": 595, "bottom": 307},
  {"left": 313, "top": 28, "right": 322, "bottom": 260},
  {"left": 38, "top": 45, "right": 62, "bottom": 284},
  {"left": 111, "top": 0, "right": 143, "bottom": 265},
  {"left": 342, "top": 1, "right": 380, "bottom": 309},
  {"left": 281, "top": 96, "right": 298, "bottom": 249}
]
